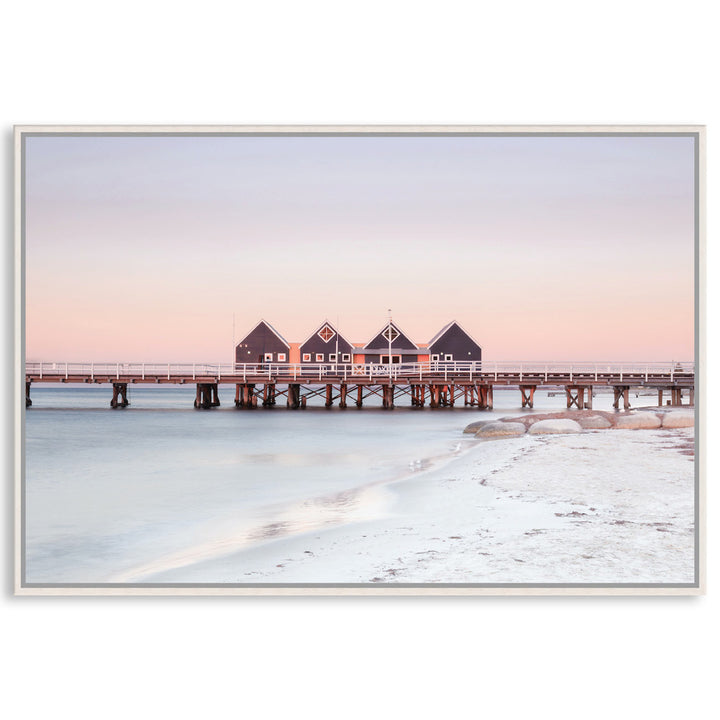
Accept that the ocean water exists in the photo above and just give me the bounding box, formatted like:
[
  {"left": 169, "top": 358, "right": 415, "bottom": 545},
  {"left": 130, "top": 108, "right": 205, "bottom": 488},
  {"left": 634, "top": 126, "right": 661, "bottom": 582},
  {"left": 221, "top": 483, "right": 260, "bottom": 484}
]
[{"left": 23, "top": 383, "right": 644, "bottom": 584}]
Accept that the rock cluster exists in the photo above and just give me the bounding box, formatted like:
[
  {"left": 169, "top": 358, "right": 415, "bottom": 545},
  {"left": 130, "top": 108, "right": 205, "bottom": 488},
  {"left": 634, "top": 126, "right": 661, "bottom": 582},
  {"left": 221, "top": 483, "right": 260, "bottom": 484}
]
[{"left": 464, "top": 408, "right": 693, "bottom": 440}]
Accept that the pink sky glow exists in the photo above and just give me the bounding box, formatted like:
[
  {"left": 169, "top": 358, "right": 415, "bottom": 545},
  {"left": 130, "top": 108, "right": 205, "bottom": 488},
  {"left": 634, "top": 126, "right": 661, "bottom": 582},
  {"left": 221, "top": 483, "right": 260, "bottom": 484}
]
[{"left": 24, "top": 133, "right": 696, "bottom": 362}]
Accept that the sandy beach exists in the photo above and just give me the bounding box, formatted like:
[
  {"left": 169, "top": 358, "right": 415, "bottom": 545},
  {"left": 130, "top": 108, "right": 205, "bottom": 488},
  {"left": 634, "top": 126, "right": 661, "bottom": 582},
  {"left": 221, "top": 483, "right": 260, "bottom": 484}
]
[{"left": 137, "top": 407, "right": 696, "bottom": 585}]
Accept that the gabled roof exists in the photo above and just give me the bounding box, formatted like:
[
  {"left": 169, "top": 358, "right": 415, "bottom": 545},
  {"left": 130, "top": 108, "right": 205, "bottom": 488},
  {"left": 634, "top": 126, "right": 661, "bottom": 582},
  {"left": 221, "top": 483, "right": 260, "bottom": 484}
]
[
  {"left": 299, "top": 319, "right": 353, "bottom": 348},
  {"left": 238, "top": 319, "right": 290, "bottom": 348},
  {"left": 427, "top": 320, "right": 482, "bottom": 350},
  {"left": 363, "top": 321, "right": 419, "bottom": 350}
]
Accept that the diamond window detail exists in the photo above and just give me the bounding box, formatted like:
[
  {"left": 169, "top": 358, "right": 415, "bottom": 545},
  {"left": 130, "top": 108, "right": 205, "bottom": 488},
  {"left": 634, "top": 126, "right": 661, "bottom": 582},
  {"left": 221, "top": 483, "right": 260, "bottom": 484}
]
[
  {"left": 382, "top": 326, "right": 399, "bottom": 343},
  {"left": 318, "top": 325, "right": 336, "bottom": 343}
]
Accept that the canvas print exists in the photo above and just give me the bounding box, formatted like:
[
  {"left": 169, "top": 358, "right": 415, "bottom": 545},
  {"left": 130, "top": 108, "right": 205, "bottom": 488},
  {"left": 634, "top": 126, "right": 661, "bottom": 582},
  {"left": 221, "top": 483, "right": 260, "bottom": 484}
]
[{"left": 16, "top": 127, "right": 701, "bottom": 594}]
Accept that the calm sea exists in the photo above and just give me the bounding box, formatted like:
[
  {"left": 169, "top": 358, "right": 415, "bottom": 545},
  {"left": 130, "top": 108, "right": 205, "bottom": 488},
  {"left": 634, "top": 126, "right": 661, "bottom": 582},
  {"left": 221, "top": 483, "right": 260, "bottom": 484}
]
[{"left": 23, "top": 383, "right": 632, "bottom": 583}]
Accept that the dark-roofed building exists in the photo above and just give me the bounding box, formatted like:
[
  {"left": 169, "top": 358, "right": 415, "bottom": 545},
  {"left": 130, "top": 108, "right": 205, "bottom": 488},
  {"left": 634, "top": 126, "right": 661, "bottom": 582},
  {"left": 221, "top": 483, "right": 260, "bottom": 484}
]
[
  {"left": 235, "top": 320, "right": 291, "bottom": 364},
  {"left": 427, "top": 321, "right": 482, "bottom": 363},
  {"left": 361, "top": 321, "right": 421, "bottom": 364},
  {"left": 299, "top": 321, "right": 354, "bottom": 363}
]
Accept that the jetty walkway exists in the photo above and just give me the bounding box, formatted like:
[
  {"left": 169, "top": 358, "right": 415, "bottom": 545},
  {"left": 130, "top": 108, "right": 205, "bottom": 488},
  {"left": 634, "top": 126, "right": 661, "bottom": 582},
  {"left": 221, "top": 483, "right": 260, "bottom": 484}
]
[{"left": 24, "top": 361, "right": 695, "bottom": 410}]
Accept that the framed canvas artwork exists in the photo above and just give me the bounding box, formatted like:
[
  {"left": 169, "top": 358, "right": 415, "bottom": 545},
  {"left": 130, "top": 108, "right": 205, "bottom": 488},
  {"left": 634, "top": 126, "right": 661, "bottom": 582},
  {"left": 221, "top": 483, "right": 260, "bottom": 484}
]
[{"left": 14, "top": 125, "right": 704, "bottom": 595}]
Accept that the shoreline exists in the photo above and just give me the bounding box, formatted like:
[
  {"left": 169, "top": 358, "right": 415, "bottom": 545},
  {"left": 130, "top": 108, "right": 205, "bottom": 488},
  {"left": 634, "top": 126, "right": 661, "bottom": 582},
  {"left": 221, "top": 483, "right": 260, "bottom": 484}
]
[{"left": 139, "top": 411, "right": 695, "bottom": 585}]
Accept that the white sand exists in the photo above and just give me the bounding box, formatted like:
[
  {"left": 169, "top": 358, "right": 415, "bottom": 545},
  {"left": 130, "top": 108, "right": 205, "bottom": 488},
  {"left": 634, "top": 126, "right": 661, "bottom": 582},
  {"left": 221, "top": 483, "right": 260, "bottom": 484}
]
[{"left": 141, "top": 420, "right": 696, "bottom": 585}]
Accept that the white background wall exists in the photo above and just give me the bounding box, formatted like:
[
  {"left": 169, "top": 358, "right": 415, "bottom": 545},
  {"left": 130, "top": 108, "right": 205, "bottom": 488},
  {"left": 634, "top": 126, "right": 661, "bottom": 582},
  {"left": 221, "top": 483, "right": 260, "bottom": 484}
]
[{"left": 2, "top": 2, "right": 716, "bottom": 718}]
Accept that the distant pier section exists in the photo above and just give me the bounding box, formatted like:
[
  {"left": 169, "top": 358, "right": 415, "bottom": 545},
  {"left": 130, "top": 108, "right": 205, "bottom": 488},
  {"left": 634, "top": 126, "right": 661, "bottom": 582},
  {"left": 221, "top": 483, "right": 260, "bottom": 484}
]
[{"left": 24, "top": 360, "right": 695, "bottom": 410}]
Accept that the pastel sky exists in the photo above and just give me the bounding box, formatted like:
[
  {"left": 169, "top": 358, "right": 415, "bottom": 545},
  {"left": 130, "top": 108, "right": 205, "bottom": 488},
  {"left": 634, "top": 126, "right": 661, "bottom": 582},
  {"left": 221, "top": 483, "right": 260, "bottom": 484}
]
[{"left": 24, "top": 133, "right": 696, "bottom": 362}]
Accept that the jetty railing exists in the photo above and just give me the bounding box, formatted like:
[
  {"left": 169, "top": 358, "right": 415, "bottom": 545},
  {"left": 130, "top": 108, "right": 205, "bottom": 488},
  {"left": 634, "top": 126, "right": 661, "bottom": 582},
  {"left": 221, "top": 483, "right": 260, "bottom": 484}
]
[{"left": 25, "top": 360, "right": 696, "bottom": 383}]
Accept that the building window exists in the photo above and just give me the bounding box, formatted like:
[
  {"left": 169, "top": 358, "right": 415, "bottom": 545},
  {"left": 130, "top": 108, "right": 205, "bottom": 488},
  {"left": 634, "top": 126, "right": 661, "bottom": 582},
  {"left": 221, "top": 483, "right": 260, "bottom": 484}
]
[
  {"left": 264, "top": 353, "right": 273, "bottom": 362},
  {"left": 431, "top": 354, "right": 440, "bottom": 362},
  {"left": 277, "top": 353, "right": 286, "bottom": 362},
  {"left": 328, "top": 353, "right": 337, "bottom": 362},
  {"left": 318, "top": 324, "right": 335, "bottom": 343},
  {"left": 316, "top": 353, "right": 324, "bottom": 362},
  {"left": 342, "top": 353, "right": 351, "bottom": 362},
  {"left": 302, "top": 353, "right": 311, "bottom": 362},
  {"left": 444, "top": 354, "right": 453, "bottom": 362}
]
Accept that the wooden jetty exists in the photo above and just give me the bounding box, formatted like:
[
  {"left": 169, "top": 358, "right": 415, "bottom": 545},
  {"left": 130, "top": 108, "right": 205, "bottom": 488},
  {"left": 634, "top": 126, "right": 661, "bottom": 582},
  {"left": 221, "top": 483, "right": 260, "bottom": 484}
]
[{"left": 24, "top": 361, "right": 696, "bottom": 411}]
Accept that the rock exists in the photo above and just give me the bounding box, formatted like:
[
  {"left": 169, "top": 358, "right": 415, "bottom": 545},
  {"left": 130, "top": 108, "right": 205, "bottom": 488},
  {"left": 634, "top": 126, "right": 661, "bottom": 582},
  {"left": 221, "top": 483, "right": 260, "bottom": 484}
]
[
  {"left": 614, "top": 413, "right": 662, "bottom": 429},
  {"left": 661, "top": 411, "right": 694, "bottom": 428},
  {"left": 527, "top": 419, "right": 583, "bottom": 435},
  {"left": 476, "top": 421, "right": 527, "bottom": 438},
  {"left": 577, "top": 415, "right": 612, "bottom": 430},
  {"left": 463, "top": 420, "right": 490, "bottom": 434}
]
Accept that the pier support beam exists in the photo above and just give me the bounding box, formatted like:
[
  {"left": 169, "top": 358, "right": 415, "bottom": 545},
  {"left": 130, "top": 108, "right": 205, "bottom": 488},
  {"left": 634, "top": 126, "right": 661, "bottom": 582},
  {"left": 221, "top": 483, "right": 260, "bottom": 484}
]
[
  {"left": 565, "top": 386, "right": 593, "bottom": 410},
  {"left": 237, "top": 383, "right": 256, "bottom": 408},
  {"left": 382, "top": 384, "right": 394, "bottom": 409},
  {"left": 262, "top": 384, "right": 276, "bottom": 407},
  {"left": 613, "top": 386, "right": 630, "bottom": 410},
  {"left": 287, "top": 384, "right": 300, "bottom": 409},
  {"left": 689, "top": 387, "right": 695, "bottom": 406},
  {"left": 356, "top": 385, "right": 363, "bottom": 408},
  {"left": 235, "top": 383, "right": 257, "bottom": 408},
  {"left": 325, "top": 384, "right": 333, "bottom": 408},
  {"left": 339, "top": 384, "right": 347, "bottom": 409},
  {"left": 25, "top": 381, "right": 32, "bottom": 407},
  {"left": 195, "top": 383, "right": 219, "bottom": 409},
  {"left": 565, "top": 386, "right": 585, "bottom": 410},
  {"left": 475, "top": 384, "right": 493, "bottom": 410},
  {"left": 520, "top": 385, "right": 536, "bottom": 408},
  {"left": 111, "top": 382, "right": 129, "bottom": 408}
]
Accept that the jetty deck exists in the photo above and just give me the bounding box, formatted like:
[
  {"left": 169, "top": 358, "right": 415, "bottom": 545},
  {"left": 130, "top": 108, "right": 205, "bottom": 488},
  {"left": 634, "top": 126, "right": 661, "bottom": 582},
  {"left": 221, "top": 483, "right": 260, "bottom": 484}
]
[{"left": 25, "top": 361, "right": 695, "bottom": 410}]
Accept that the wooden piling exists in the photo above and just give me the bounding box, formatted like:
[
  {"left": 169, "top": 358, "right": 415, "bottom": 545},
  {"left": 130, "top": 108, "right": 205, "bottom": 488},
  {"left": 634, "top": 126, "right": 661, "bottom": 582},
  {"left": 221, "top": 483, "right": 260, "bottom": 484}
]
[
  {"left": 613, "top": 386, "right": 630, "bottom": 410},
  {"left": 287, "top": 384, "right": 300, "bottom": 409},
  {"left": 340, "top": 384, "right": 347, "bottom": 408},
  {"left": 356, "top": 385, "right": 363, "bottom": 407},
  {"left": 111, "top": 382, "right": 129, "bottom": 408},
  {"left": 262, "top": 383, "right": 276, "bottom": 407},
  {"left": 194, "top": 383, "right": 218, "bottom": 409},
  {"left": 25, "top": 381, "right": 32, "bottom": 407},
  {"left": 566, "top": 385, "right": 588, "bottom": 409},
  {"left": 383, "top": 384, "right": 394, "bottom": 409},
  {"left": 325, "top": 384, "right": 333, "bottom": 408},
  {"left": 520, "top": 385, "right": 536, "bottom": 408},
  {"left": 566, "top": 386, "right": 576, "bottom": 409}
]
